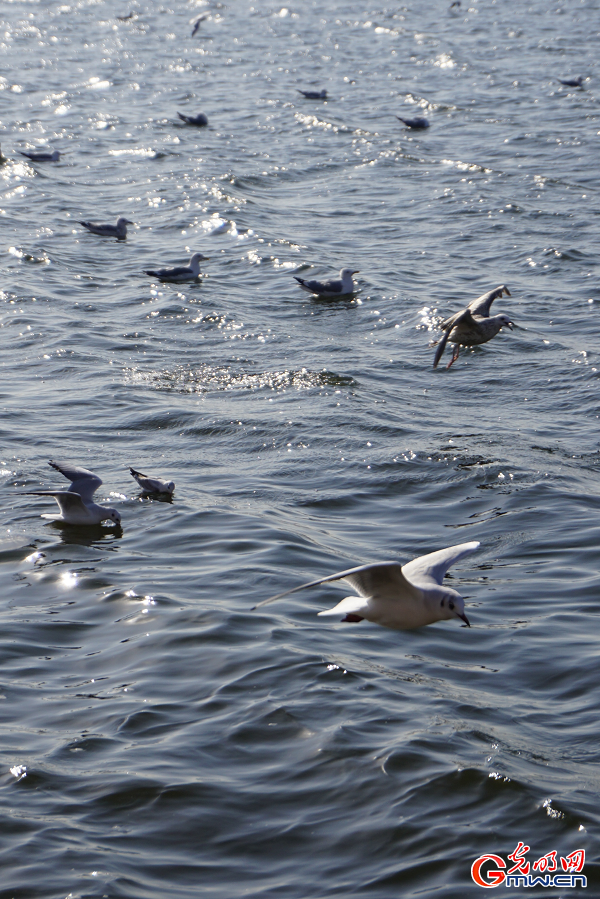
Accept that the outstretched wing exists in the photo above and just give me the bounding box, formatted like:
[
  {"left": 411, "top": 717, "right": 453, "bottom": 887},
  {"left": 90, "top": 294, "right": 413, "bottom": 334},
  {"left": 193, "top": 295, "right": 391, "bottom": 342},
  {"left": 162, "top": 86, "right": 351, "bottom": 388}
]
[
  {"left": 433, "top": 309, "right": 473, "bottom": 367},
  {"left": 467, "top": 285, "right": 510, "bottom": 317},
  {"left": 49, "top": 460, "right": 101, "bottom": 502},
  {"left": 26, "top": 490, "right": 89, "bottom": 516},
  {"left": 402, "top": 541, "right": 480, "bottom": 589},
  {"left": 253, "top": 561, "right": 417, "bottom": 610}
]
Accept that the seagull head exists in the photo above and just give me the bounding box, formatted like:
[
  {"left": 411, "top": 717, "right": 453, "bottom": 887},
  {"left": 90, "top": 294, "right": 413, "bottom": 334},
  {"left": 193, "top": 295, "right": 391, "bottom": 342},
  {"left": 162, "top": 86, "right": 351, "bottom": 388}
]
[
  {"left": 191, "top": 253, "right": 210, "bottom": 263},
  {"left": 118, "top": 218, "right": 134, "bottom": 226},
  {"left": 166, "top": 481, "right": 175, "bottom": 494},
  {"left": 340, "top": 268, "right": 359, "bottom": 278},
  {"left": 497, "top": 314, "right": 513, "bottom": 330},
  {"left": 438, "top": 590, "right": 470, "bottom": 626},
  {"left": 109, "top": 509, "right": 122, "bottom": 525}
]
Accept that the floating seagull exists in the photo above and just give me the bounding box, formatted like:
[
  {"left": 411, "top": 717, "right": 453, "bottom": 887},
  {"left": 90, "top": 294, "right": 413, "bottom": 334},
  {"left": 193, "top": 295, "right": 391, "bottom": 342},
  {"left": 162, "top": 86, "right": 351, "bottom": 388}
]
[
  {"left": 25, "top": 460, "right": 121, "bottom": 526},
  {"left": 294, "top": 268, "right": 359, "bottom": 297},
  {"left": 191, "top": 13, "right": 209, "bottom": 36},
  {"left": 253, "top": 541, "right": 480, "bottom": 629},
  {"left": 433, "top": 285, "right": 513, "bottom": 369},
  {"left": 297, "top": 89, "right": 328, "bottom": 100},
  {"left": 20, "top": 150, "right": 61, "bottom": 162},
  {"left": 178, "top": 111, "right": 208, "bottom": 126},
  {"left": 449, "top": 0, "right": 461, "bottom": 13},
  {"left": 130, "top": 467, "right": 175, "bottom": 495},
  {"left": 78, "top": 217, "right": 133, "bottom": 239},
  {"left": 117, "top": 12, "right": 134, "bottom": 21},
  {"left": 558, "top": 76, "right": 584, "bottom": 88},
  {"left": 144, "top": 252, "right": 209, "bottom": 283},
  {"left": 396, "top": 115, "right": 429, "bottom": 129}
]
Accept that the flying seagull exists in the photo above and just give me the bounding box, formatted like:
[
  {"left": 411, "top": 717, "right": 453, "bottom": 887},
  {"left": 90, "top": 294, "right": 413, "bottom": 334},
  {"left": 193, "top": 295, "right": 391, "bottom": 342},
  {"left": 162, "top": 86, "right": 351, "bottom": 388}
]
[
  {"left": 253, "top": 541, "right": 480, "bottom": 629},
  {"left": 433, "top": 285, "right": 513, "bottom": 369},
  {"left": 191, "top": 14, "right": 209, "bottom": 36},
  {"left": 78, "top": 217, "right": 133, "bottom": 239},
  {"left": 144, "top": 252, "right": 209, "bottom": 283},
  {"left": 24, "top": 460, "right": 121, "bottom": 526},
  {"left": 130, "top": 467, "right": 175, "bottom": 495},
  {"left": 294, "top": 267, "right": 359, "bottom": 297}
]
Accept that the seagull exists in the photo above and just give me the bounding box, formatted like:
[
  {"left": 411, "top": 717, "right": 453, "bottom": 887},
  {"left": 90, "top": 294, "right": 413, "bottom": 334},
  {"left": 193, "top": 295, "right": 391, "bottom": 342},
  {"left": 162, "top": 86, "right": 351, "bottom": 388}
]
[
  {"left": 449, "top": 0, "right": 461, "bottom": 13},
  {"left": 191, "top": 13, "right": 209, "bottom": 36},
  {"left": 396, "top": 115, "right": 430, "bottom": 129},
  {"left": 20, "top": 150, "right": 60, "bottom": 162},
  {"left": 433, "top": 285, "right": 513, "bottom": 369},
  {"left": 253, "top": 541, "right": 480, "bottom": 629},
  {"left": 294, "top": 268, "right": 359, "bottom": 297},
  {"left": 24, "top": 460, "right": 121, "bottom": 526},
  {"left": 130, "top": 467, "right": 175, "bottom": 495},
  {"left": 297, "top": 89, "right": 328, "bottom": 100},
  {"left": 144, "top": 252, "right": 209, "bottom": 283},
  {"left": 558, "top": 76, "right": 584, "bottom": 88},
  {"left": 116, "top": 12, "right": 134, "bottom": 21},
  {"left": 78, "top": 217, "right": 133, "bottom": 239},
  {"left": 178, "top": 112, "right": 208, "bottom": 126}
]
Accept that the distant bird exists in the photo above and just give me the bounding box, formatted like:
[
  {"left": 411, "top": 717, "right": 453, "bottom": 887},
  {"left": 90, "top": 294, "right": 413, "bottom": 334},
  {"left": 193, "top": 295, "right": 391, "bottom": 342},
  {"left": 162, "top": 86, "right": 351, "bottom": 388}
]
[
  {"left": 294, "top": 268, "right": 359, "bottom": 297},
  {"left": 396, "top": 115, "right": 429, "bottom": 129},
  {"left": 191, "top": 14, "right": 209, "bottom": 36},
  {"left": 144, "top": 252, "right": 209, "bottom": 283},
  {"left": 449, "top": 0, "right": 461, "bottom": 13},
  {"left": 558, "top": 76, "right": 584, "bottom": 88},
  {"left": 253, "top": 541, "right": 480, "bottom": 630},
  {"left": 178, "top": 111, "right": 208, "bottom": 126},
  {"left": 78, "top": 217, "right": 133, "bottom": 239},
  {"left": 0, "top": 145, "right": 7, "bottom": 165},
  {"left": 24, "top": 460, "right": 121, "bottom": 526},
  {"left": 130, "top": 467, "right": 175, "bottom": 495},
  {"left": 20, "top": 149, "right": 60, "bottom": 162},
  {"left": 116, "top": 12, "right": 134, "bottom": 21},
  {"left": 297, "top": 89, "right": 328, "bottom": 100},
  {"left": 433, "top": 285, "right": 513, "bottom": 369}
]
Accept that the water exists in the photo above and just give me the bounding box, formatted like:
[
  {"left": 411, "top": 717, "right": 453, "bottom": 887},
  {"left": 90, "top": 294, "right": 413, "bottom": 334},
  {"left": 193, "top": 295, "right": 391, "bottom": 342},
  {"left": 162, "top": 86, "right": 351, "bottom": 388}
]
[{"left": 0, "top": 0, "right": 599, "bottom": 895}]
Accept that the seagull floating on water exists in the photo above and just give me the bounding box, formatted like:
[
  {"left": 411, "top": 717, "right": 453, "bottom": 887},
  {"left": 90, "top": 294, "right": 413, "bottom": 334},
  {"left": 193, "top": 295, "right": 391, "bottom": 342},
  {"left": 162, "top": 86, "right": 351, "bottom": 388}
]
[
  {"left": 178, "top": 111, "right": 208, "bottom": 126},
  {"left": 78, "top": 217, "right": 133, "bottom": 239},
  {"left": 297, "top": 89, "right": 328, "bottom": 100},
  {"left": 144, "top": 252, "right": 209, "bottom": 283},
  {"left": 396, "top": 115, "right": 430, "bottom": 129},
  {"left": 20, "top": 150, "right": 61, "bottom": 162},
  {"left": 433, "top": 285, "right": 513, "bottom": 369},
  {"left": 294, "top": 268, "right": 359, "bottom": 297},
  {"left": 130, "top": 467, "right": 175, "bottom": 495},
  {"left": 253, "top": 541, "right": 480, "bottom": 629},
  {"left": 25, "top": 460, "right": 121, "bottom": 526},
  {"left": 191, "top": 14, "right": 209, "bottom": 36},
  {"left": 558, "top": 76, "right": 584, "bottom": 88}
]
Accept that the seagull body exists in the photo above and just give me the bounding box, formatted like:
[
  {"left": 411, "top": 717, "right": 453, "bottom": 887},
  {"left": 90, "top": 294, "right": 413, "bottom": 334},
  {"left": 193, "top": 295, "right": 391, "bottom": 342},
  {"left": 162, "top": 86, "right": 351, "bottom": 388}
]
[
  {"left": 25, "top": 461, "right": 121, "bottom": 526},
  {"left": 253, "top": 541, "right": 480, "bottom": 629},
  {"left": 297, "top": 89, "right": 328, "bottom": 100},
  {"left": 130, "top": 467, "right": 175, "bottom": 495},
  {"left": 191, "top": 14, "right": 209, "bottom": 36},
  {"left": 396, "top": 115, "right": 430, "bottom": 129},
  {"left": 558, "top": 76, "right": 584, "bottom": 88},
  {"left": 294, "top": 268, "right": 359, "bottom": 297},
  {"left": 178, "top": 112, "right": 208, "bottom": 126},
  {"left": 433, "top": 285, "right": 513, "bottom": 369},
  {"left": 144, "top": 252, "right": 209, "bottom": 283},
  {"left": 78, "top": 217, "right": 133, "bottom": 239},
  {"left": 20, "top": 150, "right": 60, "bottom": 162}
]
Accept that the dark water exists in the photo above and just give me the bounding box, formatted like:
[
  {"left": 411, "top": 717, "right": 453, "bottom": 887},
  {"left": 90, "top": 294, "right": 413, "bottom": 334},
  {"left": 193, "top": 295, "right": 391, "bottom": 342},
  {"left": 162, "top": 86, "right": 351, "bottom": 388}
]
[{"left": 1, "top": 0, "right": 599, "bottom": 896}]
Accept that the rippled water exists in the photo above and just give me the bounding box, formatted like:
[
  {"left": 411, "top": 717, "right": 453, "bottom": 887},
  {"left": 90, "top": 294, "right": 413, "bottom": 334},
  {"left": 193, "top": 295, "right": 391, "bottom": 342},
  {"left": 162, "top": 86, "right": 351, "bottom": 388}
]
[{"left": 1, "top": 0, "right": 599, "bottom": 896}]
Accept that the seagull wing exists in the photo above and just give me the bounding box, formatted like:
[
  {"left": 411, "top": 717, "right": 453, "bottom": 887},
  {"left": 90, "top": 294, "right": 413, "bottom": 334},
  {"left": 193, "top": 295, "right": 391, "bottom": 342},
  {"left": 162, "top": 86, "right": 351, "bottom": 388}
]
[
  {"left": 49, "top": 460, "right": 102, "bottom": 502},
  {"left": 26, "top": 490, "right": 89, "bottom": 515},
  {"left": 253, "top": 561, "right": 416, "bottom": 610},
  {"left": 467, "top": 285, "right": 510, "bottom": 317},
  {"left": 401, "top": 541, "right": 480, "bottom": 590},
  {"left": 157, "top": 266, "right": 192, "bottom": 278}
]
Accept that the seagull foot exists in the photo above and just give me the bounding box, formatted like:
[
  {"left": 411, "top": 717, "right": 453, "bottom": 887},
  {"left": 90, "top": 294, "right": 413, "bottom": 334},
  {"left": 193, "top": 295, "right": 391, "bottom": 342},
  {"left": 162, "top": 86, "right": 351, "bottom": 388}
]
[{"left": 342, "top": 613, "right": 364, "bottom": 623}]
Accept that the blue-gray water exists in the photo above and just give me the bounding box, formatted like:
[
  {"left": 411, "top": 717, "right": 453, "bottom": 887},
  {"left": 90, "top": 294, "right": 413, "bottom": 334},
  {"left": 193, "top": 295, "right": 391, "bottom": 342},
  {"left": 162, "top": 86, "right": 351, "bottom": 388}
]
[{"left": 1, "top": 1, "right": 599, "bottom": 896}]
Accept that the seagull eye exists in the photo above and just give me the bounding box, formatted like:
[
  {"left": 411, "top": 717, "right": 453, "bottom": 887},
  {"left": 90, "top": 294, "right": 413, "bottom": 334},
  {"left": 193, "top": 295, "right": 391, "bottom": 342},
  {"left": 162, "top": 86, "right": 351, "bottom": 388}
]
[
  {"left": 449, "top": 601, "right": 455, "bottom": 611},
  {"left": 440, "top": 599, "right": 444, "bottom": 607}
]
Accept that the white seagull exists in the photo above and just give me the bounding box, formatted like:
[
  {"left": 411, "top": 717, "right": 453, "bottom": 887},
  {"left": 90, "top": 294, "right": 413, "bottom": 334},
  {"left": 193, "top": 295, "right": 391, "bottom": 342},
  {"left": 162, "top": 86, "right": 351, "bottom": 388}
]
[
  {"left": 78, "top": 217, "right": 133, "bottom": 239},
  {"left": 253, "top": 541, "right": 480, "bottom": 629},
  {"left": 25, "top": 460, "right": 121, "bottom": 526},
  {"left": 294, "top": 268, "right": 359, "bottom": 297},
  {"left": 130, "top": 467, "right": 175, "bottom": 495},
  {"left": 20, "top": 150, "right": 61, "bottom": 162},
  {"left": 191, "top": 13, "right": 209, "bottom": 36},
  {"left": 433, "top": 285, "right": 513, "bottom": 369},
  {"left": 144, "top": 252, "right": 209, "bottom": 283}
]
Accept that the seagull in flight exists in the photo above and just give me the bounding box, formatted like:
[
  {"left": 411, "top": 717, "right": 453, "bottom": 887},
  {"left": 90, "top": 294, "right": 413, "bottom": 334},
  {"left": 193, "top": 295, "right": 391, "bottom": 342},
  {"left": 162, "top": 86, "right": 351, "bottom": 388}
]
[
  {"left": 130, "top": 467, "right": 175, "bottom": 495},
  {"left": 253, "top": 542, "right": 480, "bottom": 629},
  {"left": 294, "top": 267, "right": 359, "bottom": 297},
  {"left": 78, "top": 217, "right": 134, "bottom": 239},
  {"left": 191, "top": 13, "right": 209, "bottom": 36},
  {"left": 432, "top": 285, "right": 513, "bottom": 369},
  {"left": 144, "top": 252, "right": 209, "bottom": 283},
  {"left": 25, "top": 461, "right": 121, "bottom": 526}
]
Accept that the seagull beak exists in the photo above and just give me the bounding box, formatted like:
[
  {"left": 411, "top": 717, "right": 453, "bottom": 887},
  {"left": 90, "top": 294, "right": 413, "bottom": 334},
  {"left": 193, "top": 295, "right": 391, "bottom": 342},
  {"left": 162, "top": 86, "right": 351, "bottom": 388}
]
[
  {"left": 506, "top": 321, "right": 514, "bottom": 330},
  {"left": 352, "top": 270, "right": 360, "bottom": 274},
  {"left": 458, "top": 611, "right": 471, "bottom": 627}
]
